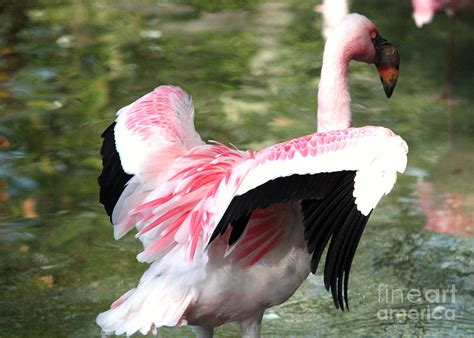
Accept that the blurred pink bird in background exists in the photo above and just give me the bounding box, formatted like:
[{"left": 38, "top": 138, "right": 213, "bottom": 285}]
[
  {"left": 314, "top": 0, "right": 349, "bottom": 39},
  {"left": 411, "top": 0, "right": 474, "bottom": 27},
  {"left": 412, "top": 0, "right": 474, "bottom": 135},
  {"left": 96, "top": 14, "right": 405, "bottom": 337}
]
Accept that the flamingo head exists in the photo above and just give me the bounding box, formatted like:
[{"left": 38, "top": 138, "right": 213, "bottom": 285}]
[{"left": 335, "top": 14, "right": 400, "bottom": 98}]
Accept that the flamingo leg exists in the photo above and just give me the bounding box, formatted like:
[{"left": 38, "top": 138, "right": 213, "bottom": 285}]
[
  {"left": 444, "top": 13, "right": 455, "bottom": 146},
  {"left": 238, "top": 310, "right": 264, "bottom": 338},
  {"left": 193, "top": 325, "right": 214, "bottom": 338}
]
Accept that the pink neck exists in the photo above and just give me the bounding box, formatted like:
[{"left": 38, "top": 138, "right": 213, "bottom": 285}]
[{"left": 317, "top": 39, "right": 351, "bottom": 133}]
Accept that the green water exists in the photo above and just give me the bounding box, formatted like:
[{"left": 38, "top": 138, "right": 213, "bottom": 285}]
[{"left": 1, "top": 0, "right": 473, "bottom": 336}]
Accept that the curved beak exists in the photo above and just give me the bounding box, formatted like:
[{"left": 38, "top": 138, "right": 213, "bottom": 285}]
[{"left": 373, "top": 34, "right": 400, "bottom": 98}]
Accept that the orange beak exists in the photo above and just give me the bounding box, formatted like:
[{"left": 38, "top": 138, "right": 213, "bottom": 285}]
[{"left": 373, "top": 34, "right": 400, "bottom": 98}]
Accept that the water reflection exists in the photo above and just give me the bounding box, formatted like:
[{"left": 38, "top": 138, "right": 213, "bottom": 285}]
[
  {"left": 417, "top": 140, "right": 474, "bottom": 237},
  {"left": 418, "top": 180, "right": 473, "bottom": 236},
  {"left": 1, "top": 0, "right": 473, "bottom": 336}
]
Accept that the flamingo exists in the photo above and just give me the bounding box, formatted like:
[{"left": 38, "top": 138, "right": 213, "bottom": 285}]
[
  {"left": 97, "top": 14, "right": 405, "bottom": 337},
  {"left": 314, "top": 0, "right": 349, "bottom": 40},
  {"left": 411, "top": 0, "right": 474, "bottom": 27},
  {"left": 412, "top": 0, "right": 448, "bottom": 27},
  {"left": 411, "top": 0, "right": 474, "bottom": 118}
]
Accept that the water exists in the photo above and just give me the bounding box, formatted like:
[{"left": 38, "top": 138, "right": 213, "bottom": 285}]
[{"left": 1, "top": 0, "right": 473, "bottom": 336}]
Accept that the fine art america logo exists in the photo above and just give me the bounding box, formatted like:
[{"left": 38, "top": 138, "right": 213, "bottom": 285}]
[{"left": 377, "top": 284, "right": 457, "bottom": 322}]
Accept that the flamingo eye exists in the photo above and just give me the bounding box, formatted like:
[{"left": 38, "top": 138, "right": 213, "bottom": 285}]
[{"left": 370, "top": 31, "right": 377, "bottom": 41}]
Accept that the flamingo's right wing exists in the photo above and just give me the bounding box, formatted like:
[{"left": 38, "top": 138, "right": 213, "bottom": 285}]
[
  {"left": 99, "top": 86, "right": 204, "bottom": 239},
  {"left": 204, "top": 126, "right": 408, "bottom": 310}
]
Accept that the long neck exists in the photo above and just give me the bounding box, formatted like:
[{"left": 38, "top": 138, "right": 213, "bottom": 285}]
[{"left": 317, "top": 38, "right": 351, "bottom": 133}]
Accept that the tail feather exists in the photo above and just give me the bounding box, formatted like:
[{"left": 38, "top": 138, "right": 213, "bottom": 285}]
[{"left": 96, "top": 276, "right": 194, "bottom": 336}]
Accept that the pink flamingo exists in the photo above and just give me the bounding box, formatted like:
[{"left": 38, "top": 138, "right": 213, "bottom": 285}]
[
  {"left": 97, "top": 14, "right": 405, "bottom": 337},
  {"left": 411, "top": 0, "right": 474, "bottom": 27},
  {"left": 314, "top": 0, "right": 350, "bottom": 40},
  {"left": 411, "top": 0, "right": 474, "bottom": 126}
]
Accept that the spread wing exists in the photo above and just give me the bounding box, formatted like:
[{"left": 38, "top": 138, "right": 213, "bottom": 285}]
[
  {"left": 203, "top": 126, "right": 408, "bottom": 309},
  {"left": 113, "top": 85, "right": 203, "bottom": 175},
  {"left": 98, "top": 86, "right": 204, "bottom": 238}
]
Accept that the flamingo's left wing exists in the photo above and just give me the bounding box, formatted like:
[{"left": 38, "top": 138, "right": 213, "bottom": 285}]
[
  {"left": 205, "top": 126, "right": 408, "bottom": 310},
  {"left": 99, "top": 86, "right": 204, "bottom": 239}
]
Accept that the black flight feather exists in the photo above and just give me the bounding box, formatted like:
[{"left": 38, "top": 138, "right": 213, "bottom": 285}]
[
  {"left": 229, "top": 214, "right": 252, "bottom": 245},
  {"left": 98, "top": 122, "right": 133, "bottom": 220},
  {"left": 209, "top": 170, "right": 371, "bottom": 311}
]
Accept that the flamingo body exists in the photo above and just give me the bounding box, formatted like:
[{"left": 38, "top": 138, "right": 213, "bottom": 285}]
[
  {"left": 412, "top": 0, "right": 474, "bottom": 27},
  {"left": 97, "top": 14, "right": 406, "bottom": 337}
]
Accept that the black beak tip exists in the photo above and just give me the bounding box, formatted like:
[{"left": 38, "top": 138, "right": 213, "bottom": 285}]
[{"left": 381, "top": 77, "right": 396, "bottom": 98}]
